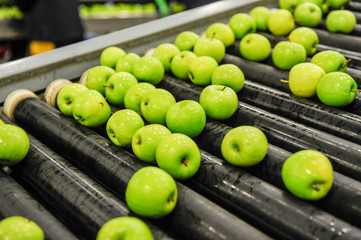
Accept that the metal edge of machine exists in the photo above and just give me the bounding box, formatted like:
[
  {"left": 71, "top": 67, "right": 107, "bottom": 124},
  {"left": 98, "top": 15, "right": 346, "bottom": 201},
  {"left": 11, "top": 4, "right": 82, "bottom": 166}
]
[{"left": 0, "top": 0, "right": 278, "bottom": 104}]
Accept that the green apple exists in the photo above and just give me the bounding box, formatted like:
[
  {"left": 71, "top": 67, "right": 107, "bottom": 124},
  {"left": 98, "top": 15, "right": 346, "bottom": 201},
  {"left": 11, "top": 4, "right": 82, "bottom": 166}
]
[
  {"left": 288, "top": 27, "right": 319, "bottom": 56},
  {"left": 272, "top": 41, "right": 307, "bottom": 70},
  {"left": 165, "top": 100, "right": 206, "bottom": 138},
  {"left": 152, "top": 43, "right": 180, "bottom": 72},
  {"left": 132, "top": 56, "right": 165, "bottom": 85},
  {"left": 310, "top": 50, "right": 348, "bottom": 73},
  {"left": 205, "top": 22, "right": 235, "bottom": 47},
  {"left": 321, "top": 2, "right": 329, "bottom": 13},
  {"left": 326, "top": 10, "right": 356, "bottom": 34},
  {"left": 279, "top": 0, "right": 299, "bottom": 12},
  {"left": 125, "top": 166, "right": 177, "bottom": 218},
  {"left": 72, "top": 89, "right": 111, "bottom": 127},
  {"left": 288, "top": 62, "right": 326, "bottom": 97},
  {"left": 156, "top": 133, "right": 201, "bottom": 180},
  {"left": 86, "top": 65, "right": 116, "bottom": 96},
  {"left": 282, "top": 150, "right": 333, "bottom": 200},
  {"left": 140, "top": 88, "right": 176, "bottom": 125},
  {"left": 188, "top": 56, "right": 218, "bottom": 86},
  {"left": 249, "top": 6, "right": 272, "bottom": 31},
  {"left": 326, "top": 0, "right": 351, "bottom": 9},
  {"left": 228, "top": 13, "right": 256, "bottom": 40},
  {"left": 106, "top": 109, "right": 144, "bottom": 147},
  {"left": 268, "top": 9, "right": 295, "bottom": 36},
  {"left": 100, "top": 46, "right": 126, "bottom": 69},
  {"left": 132, "top": 124, "right": 172, "bottom": 163},
  {"left": 96, "top": 216, "right": 153, "bottom": 240},
  {"left": 294, "top": 2, "right": 322, "bottom": 27},
  {"left": 170, "top": 51, "right": 197, "bottom": 80},
  {"left": 123, "top": 82, "right": 156, "bottom": 116},
  {"left": 316, "top": 72, "right": 358, "bottom": 107},
  {"left": 0, "top": 124, "right": 30, "bottom": 166},
  {"left": 221, "top": 125, "right": 268, "bottom": 167},
  {"left": 211, "top": 64, "right": 245, "bottom": 93},
  {"left": 199, "top": 85, "right": 238, "bottom": 120},
  {"left": 0, "top": 216, "right": 44, "bottom": 240},
  {"left": 298, "top": 0, "right": 323, "bottom": 8},
  {"left": 115, "top": 52, "right": 141, "bottom": 73},
  {"left": 193, "top": 37, "right": 225, "bottom": 63},
  {"left": 173, "top": 31, "right": 200, "bottom": 51},
  {"left": 56, "top": 83, "right": 88, "bottom": 116},
  {"left": 239, "top": 33, "right": 271, "bottom": 62},
  {"left": 104, "top": 72, "right": 138, "bottom": 107}
]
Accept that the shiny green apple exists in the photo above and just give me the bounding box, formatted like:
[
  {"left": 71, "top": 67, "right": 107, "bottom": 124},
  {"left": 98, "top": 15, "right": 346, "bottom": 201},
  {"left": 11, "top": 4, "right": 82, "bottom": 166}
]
[
  {"left": 156, "top": 133, "right": 201, "bottom": 180},
  {"left": 72, "top": 89, "right": 111, "bottom": 127},
  {"left": 115, "top": 52, "right": 141, "bottom": 73},
  {"left": 316, "top": 72, "right": 358, "bottom": 107},
  {"left": 140, "top": 88, "right": 176, "bottom": 125},
  {"left": 104, "top": 72, "right": 138, "bottom": 107},
  {"left": 0, "top": 216, "right": 44, "bottom": 240},
  {"left": 125, "top": 166, "right": 177, "bottom": 218},
  {"left": 211, "top": 64, "right": 245, "bottom": 93},
  {"left": 123, "top": 82, "right": 156, "bottom": 116},
  {"left": 279, "top": 0, "right": 299, "bottom": 12},
  {"left": 221, "top": 125, "right": 268, "bottom": 167},
  {"left": 249, "top": 6, "right": 271, "bottom": 31},
  {"left": 132, "top": 124, "right": 172, "bottom": 163},
  {"left": 228, "top": 13, "right": 256, "bottom": 40},
  {"left": 272, "top": 41, "right": 307, "bottom": 70},
  {"left": 96, "top": 216, "right": 153, "bottom": 240},
  {"left": 240, "top": 33, "right": 271, "bottom": 62},
  {"left": 282, "top": 150, "right": 334, "bottom": 200},
  {"left": 132, "top": 56, "right": 165, "bottom": 85},
  {"left": 326, "top": 10, "right": 356, "bottom": 33},
  {"left": 294, "top": 2, "right": 322, "bottom": 27},
  {"left": 86, "top": 65, "right": 115, "bottom": 96},
  {"left": 188, "top": 56, "right": 218, "bottom": 86},
  {"left": 288, "top": 62, "right": 326, "bottom": 98},
  {"left": 310, "top": 50, "right": 348, "bottom": 73},
  {"left": 56, "top": 83, "right": 88, "bottom": 116},
  {"left": 152, "top": 43, "right": 180, "bottom": 72},
  {"left": 268, "top": 9, "right": 295, "bottom": 36},
  {"left": 106, "top": 109, "right": 144, "bottom": 147},
  {"left": 170, "top": 51, "right": 197, "bottom": 80},
  {"left": 193, "top": 37, "right": 225, "bottom": 63},
  {"left": 288, "top": 27, "right": 319, "bottom": 56},
  {"left": 205, "top": 22, "right": 235, "bottom": 47},
  {"left": 174, "top": 31, "right": 200, "bottom": 51},
  {"left": 0, "top": 124, "right": 30, "bottom": 166},
  {"left": 165, "top": 100, "right": 206, "bottom": 138},
  {"left": 199, "top": 85, "right": 238, "bottom": 120},
  {"left": 100, "top": 46, "right": 126, "bottom": 69}
]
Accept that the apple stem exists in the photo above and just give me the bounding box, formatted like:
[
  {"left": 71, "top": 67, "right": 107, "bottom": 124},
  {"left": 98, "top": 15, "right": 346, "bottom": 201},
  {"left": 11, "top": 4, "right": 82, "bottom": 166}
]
[
  {"left": 312, "top": 183, "right": 320, "bottom": 192},
  {"left": 339, "top": 59, "right": 351, "bottom": 71},
  {"left": 66, "top": 99, "right": 71, "bottom": 105},
  {"left": 351, "top": 89, "right": 361, "bottom": 92},
  {"left": 167, "top": 194, "right": 175, "bottom": 203},
  {"left": 211, "top": 32, "right": 216, "bottom": 40},
  {"left": 182, "top": 158, "right": 188, "bottom": 167},
  {"left": 280, "top": 79, "right": 289, "bottom": 83},
  {"left": 105, "top": 96, "right": 109, "bottom": 101},
  {"left": 222, "top": 86, "right": 227, "bottom": 91},
  {"left": 294, "top": 18, "right": 304, "bottom": 23}
]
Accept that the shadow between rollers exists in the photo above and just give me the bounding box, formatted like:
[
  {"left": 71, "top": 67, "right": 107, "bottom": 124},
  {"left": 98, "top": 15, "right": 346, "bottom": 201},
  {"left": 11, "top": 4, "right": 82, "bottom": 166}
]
[
  {"left": 6, "top": 96, "right": 271, "bottom": 240},
  {"left": 0, "top": 114, "right": 174, "bottom": 240}
]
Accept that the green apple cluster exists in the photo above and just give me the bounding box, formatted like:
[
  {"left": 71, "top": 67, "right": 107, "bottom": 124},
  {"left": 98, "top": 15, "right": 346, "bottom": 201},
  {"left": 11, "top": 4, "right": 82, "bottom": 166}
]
[
  {"left": 282, "top": 149, "right": 334, "bottom": 200},
  {"left": 0, "top": 216, "right": 44, "bottom": 240},
  {"left": 96, "top": 216, "right": 154, "bottom": 240},
  {"left": 0, "top": 123, "right": 30, "bottom": 166}
]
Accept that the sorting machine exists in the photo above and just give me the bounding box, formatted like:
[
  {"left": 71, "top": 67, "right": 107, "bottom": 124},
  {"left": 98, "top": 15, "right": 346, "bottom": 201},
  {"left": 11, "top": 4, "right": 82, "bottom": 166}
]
[{"left": 1, "top": 0, "right": 361, "bottom": 239}]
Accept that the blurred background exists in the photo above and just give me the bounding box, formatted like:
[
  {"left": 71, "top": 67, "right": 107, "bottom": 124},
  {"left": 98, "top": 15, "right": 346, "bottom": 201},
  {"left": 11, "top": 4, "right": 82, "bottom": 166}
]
[{"left": 0, "top": 0, "right": 219, "bottom": 63}]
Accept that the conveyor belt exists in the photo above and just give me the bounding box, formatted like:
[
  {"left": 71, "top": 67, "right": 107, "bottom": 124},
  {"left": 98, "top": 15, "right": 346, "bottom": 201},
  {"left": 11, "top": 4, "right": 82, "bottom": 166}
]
[{"left": 2, "top": 0, "right": 361, "bottom": 239}]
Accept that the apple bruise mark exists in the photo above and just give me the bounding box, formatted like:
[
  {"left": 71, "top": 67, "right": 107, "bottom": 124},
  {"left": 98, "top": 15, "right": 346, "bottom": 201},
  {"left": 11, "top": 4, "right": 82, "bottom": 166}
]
[{"left": 136, "top": 135, "right": 142, "bottom": 145}]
